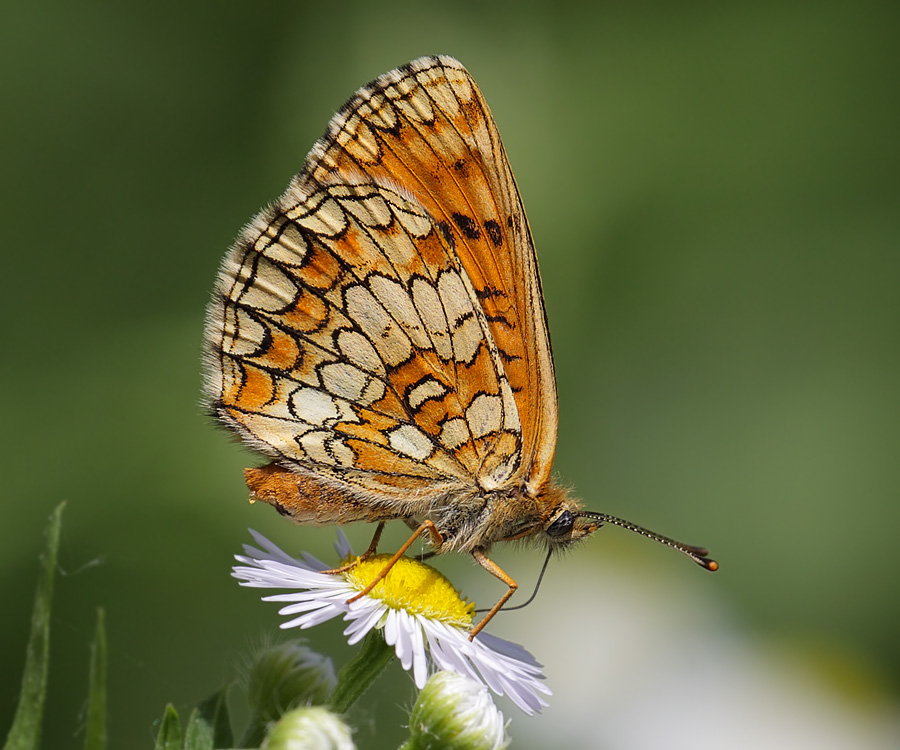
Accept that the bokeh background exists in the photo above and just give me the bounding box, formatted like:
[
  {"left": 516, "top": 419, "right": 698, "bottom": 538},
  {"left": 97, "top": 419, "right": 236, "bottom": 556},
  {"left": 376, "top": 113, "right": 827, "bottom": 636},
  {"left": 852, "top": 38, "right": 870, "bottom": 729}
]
[{"left": 2, "top": 1, "right": 898, "bottom": 748}]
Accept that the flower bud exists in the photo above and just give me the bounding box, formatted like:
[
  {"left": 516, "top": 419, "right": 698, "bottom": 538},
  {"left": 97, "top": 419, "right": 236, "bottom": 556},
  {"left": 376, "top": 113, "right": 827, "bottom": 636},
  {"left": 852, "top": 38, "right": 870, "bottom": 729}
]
[
  {"left": 262, "top": 707, "right": 355, "bottom": 750},
  {"left": 406, "top": 671, "right": 509, "bottom": 750},
  {"left": 247, "top": 641, "right": 337, "bottom": 723}
]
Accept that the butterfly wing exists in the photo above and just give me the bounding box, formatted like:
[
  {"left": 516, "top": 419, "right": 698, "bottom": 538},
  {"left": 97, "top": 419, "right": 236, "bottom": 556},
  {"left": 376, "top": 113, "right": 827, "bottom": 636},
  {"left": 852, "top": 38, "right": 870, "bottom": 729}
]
[
  {"left": 205, "top": 180, "right": 522, "bottom": 504},
  {"left": 299, "top": 55, "right": 558, "bottom": 491}
]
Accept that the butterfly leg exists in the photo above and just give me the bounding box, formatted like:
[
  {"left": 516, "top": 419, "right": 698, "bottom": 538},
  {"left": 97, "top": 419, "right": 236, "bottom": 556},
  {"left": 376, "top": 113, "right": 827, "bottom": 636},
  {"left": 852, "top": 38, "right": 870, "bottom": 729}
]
[
  {"left": 346, "top": 520, "right": 443, "bottom": 604},
  {"left": 469, "top": 548, "right": 518, "bottom": 640},
  {"left": 401, "top": 518, "right": 438, "bottom": 560},
  {"left": 322, "top": 522, "right": 386, "bottom": 575}
]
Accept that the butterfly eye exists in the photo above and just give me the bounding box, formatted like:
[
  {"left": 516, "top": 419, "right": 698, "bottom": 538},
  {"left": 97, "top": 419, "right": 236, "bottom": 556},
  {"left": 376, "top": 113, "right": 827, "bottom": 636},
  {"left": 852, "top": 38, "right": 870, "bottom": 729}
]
[{"left": 546, "top": 510, "right": 574, "bottom": 537}]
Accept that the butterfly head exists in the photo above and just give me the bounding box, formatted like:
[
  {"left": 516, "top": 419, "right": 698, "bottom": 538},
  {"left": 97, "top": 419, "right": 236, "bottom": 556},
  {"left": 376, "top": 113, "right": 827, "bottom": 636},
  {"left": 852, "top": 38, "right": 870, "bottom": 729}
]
[
  {"left": 542, "top": 507, "right": 603, "bottom": 549},
  {"left": 524, "top": 484, "right": 602, "bottom": 551}
]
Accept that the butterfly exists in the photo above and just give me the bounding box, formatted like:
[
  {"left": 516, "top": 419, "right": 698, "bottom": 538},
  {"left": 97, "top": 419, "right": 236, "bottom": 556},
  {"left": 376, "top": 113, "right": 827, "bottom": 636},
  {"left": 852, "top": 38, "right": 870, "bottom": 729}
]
[{"left": 204, "top": 55, "right": 716, "bottom": 638}]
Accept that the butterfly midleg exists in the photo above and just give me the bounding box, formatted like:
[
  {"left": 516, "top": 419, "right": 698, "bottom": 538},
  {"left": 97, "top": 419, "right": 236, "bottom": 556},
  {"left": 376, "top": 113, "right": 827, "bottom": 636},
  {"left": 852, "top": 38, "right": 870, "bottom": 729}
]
[
  {"left": 469, "top": 548, "right": 519, "bottom": 640},
  {"left": 322, "top": 522, "right": 386, "bottom": 575},
  {"left": 345, "top": 520, "right": 443, "bottom": 604}
]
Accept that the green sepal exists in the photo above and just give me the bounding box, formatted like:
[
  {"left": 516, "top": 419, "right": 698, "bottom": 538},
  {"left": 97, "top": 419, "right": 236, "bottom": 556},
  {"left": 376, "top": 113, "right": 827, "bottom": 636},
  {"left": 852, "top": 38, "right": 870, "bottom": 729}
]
[
  {"left": 154, "top": 705, "right": 182, "bottom": 750},
  {"left": 185, "top": 688, "right": 233, "bottom": 750},
  {"left": 183, "top": 709, "right": 213, "bottom": 750}
]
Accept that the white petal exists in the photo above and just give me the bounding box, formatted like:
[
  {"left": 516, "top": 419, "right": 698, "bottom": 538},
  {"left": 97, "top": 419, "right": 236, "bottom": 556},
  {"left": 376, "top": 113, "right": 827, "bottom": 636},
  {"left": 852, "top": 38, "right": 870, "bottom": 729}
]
[
  {"left": 423, "top": 623, "right": 465, "bottom": 676},
  {"left": 281, "top": 603, "right": 344, "bottom": 629},
  {"left": 410, "top": 615, "right": 428, "bottom": 688},
  {"left": 300, "top": 604, "right": 346, "bottom": 628},
  {"left": 477, "top": 632, "right": 543, "bottom": 668},
  {"left": 344, "top": 604, "right": 385, "bottom": 645},
  {"left": 383, "top": 609, "right": 400, "bottom": 647},
  {"left": 334, "top": 530, "right": 353, "bottom": 558},
  {"left": 395, "top": 610, "right": 414, "bottom": 670},
  {"left": 275, "top": 600, "right": 331, "bottom": 616},
  {"left": 430, "top": 623, "right": 481, "bottom": 680},
  {"left": 299, "top": 552, "right": 331, "bottom": 571}
]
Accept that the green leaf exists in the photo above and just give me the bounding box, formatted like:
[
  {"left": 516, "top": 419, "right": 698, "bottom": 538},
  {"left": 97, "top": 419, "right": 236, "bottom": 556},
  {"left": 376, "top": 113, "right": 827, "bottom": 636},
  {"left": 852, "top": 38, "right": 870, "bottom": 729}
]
[
  {"left": 154, "top": 705, "right": 182, "bottom": 750},
  {"left": 196, "top": 688, "right": 233, "bottom": 749},
  {"left": 83, "top": 608, "right": 107, "bottom": 750},
  {"left": 3, "top": 501, "right": 66, "bottom": 750}
]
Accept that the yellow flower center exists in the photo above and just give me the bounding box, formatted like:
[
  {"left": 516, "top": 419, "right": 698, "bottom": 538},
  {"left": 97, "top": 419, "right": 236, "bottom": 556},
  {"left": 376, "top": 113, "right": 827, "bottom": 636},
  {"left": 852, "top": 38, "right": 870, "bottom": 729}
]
[{"left": 344, "top": 554, "right": 474, "bottom": 627}]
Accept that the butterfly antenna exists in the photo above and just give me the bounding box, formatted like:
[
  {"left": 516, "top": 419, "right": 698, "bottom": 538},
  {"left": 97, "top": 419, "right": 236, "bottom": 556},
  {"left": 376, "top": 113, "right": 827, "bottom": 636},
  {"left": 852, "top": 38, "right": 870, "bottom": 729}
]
[
  {"left": 578, "top": 512, "right": 718, "bottom": 571},
  {"left": 474, "top": 546, "right": 553, "bottom": 615}
]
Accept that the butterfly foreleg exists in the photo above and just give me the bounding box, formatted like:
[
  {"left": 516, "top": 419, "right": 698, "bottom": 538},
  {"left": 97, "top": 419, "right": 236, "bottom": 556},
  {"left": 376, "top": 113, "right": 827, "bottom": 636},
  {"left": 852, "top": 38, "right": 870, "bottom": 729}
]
[
  {"left": 469, "top": 548, "right": 519, "bottom": 640},
  {"left": 402, "top": 517, "right": 440, "bottom": 561},
  {"left": 322, "top": 521, "right": 386, "bottom": 575},
  {"left": 345, "top": 520, "right": 444, "bottom": 604}
]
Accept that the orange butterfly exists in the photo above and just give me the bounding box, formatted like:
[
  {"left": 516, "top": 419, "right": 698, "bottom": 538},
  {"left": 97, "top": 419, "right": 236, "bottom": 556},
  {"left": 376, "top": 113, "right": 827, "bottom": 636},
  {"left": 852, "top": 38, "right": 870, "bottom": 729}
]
[{"left": 204, "top": 56, "right": 716, "bottom": 637}]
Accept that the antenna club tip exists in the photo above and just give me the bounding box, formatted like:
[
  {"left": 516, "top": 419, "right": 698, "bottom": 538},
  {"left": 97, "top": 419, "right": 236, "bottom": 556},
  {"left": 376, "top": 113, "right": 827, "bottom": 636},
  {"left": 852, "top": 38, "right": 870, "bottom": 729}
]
[{"left": 705, "top": 559, "right": 719, "bottom": 572}]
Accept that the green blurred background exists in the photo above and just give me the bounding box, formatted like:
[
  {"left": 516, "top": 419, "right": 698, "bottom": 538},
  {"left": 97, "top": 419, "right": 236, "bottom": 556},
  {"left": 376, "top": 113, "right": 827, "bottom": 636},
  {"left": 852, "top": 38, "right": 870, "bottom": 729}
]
[{"left": 2, "top": 1, "right": 898, "bottom": 748}]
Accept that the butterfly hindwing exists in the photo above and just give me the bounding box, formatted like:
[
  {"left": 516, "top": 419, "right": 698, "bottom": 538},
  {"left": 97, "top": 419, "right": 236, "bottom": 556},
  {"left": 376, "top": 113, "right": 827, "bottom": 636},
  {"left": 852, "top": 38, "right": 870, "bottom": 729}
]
[{"left": 206, "top": 181, "right": 523, "bottom": 496}]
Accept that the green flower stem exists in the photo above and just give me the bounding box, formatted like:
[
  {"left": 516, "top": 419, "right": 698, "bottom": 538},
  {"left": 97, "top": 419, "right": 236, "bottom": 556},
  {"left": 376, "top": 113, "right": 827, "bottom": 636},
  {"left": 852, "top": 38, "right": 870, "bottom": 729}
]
[{"left": 327, "top": 631, "right": 394, "bottom": 714}]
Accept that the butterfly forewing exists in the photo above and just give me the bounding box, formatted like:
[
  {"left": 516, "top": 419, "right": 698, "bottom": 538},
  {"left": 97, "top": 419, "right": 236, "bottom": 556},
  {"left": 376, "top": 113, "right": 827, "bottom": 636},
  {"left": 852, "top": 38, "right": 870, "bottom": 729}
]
[{"left": 296, "top": 55, "right": 558, "bottom": 490}]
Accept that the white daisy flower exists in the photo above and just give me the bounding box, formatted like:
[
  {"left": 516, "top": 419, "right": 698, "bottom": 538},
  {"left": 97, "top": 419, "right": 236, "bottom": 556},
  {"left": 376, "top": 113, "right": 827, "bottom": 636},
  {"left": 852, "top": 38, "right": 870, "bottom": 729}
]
[{"left": 232, "top": 530, "right": 551, "bottom": 715}]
